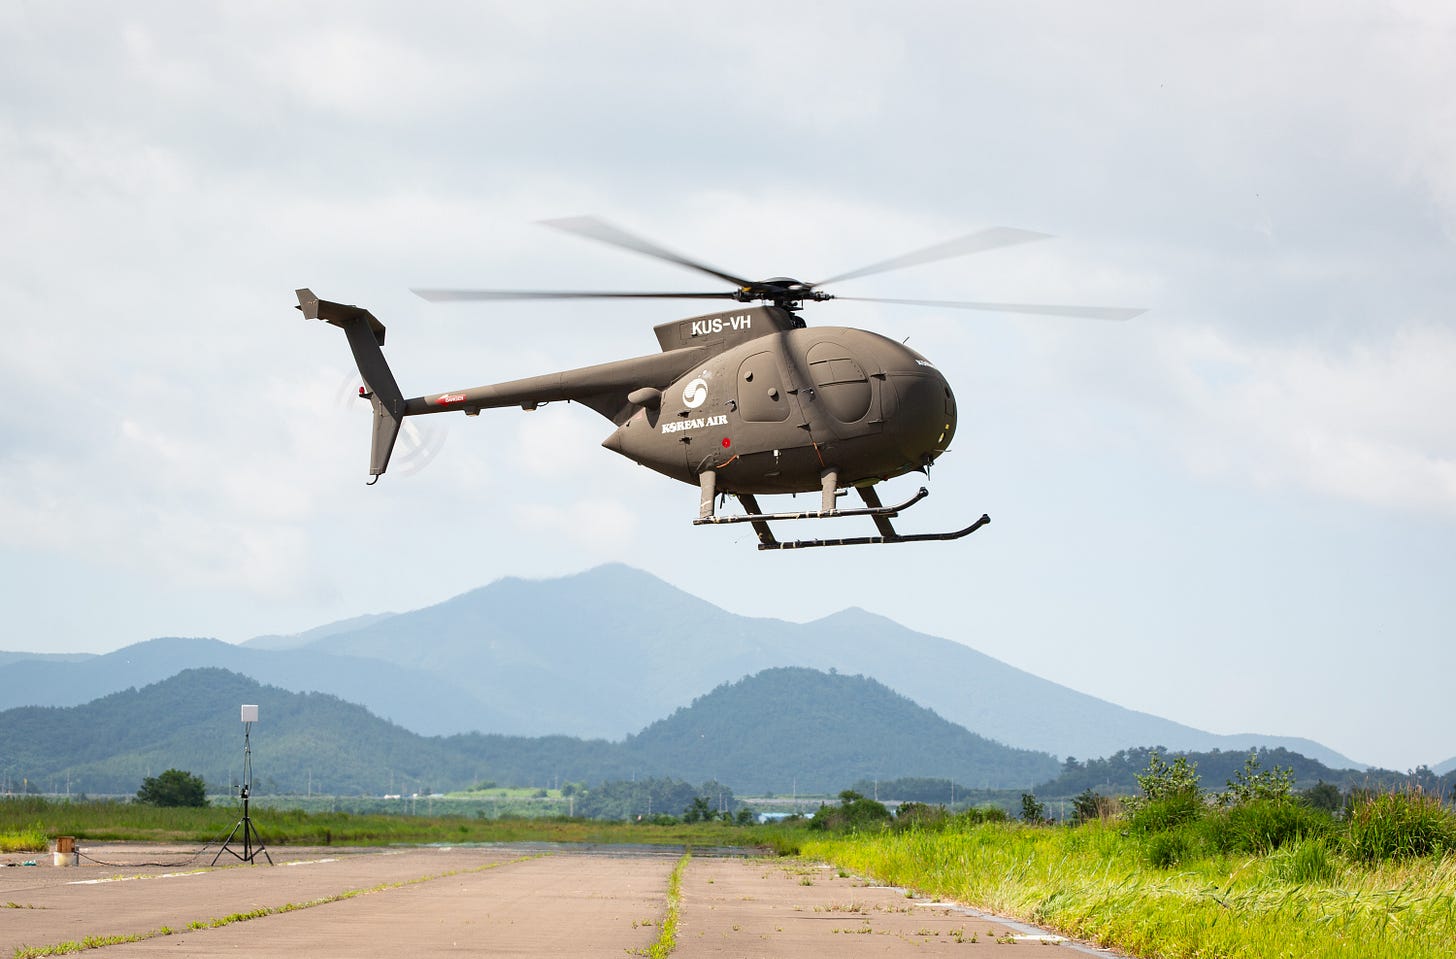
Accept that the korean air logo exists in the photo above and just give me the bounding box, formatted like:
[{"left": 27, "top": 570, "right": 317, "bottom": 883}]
[{"left": 682, "top": 377, "right": 709, "bottom": 409}]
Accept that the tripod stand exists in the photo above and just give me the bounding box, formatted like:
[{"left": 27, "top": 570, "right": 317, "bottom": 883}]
[{"left": 214, "top": 719, "right": 271, "bottom": 865}]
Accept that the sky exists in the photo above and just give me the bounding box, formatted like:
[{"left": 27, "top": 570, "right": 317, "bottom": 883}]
[{"left": 3, "top": 2, "right": 1453, "bottom": 772}]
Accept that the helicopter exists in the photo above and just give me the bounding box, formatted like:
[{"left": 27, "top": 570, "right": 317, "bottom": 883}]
[{"left": 300, "top": 217, "right": 1143, "bottom": 550}]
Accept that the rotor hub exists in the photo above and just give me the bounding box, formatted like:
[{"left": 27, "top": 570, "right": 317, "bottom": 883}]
[{"left": 735, "top": 278, "right": 834, "bottom": 311}]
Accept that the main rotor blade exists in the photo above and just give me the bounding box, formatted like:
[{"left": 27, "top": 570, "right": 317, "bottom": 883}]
[
  {"left": 837, "top": 296, "right": 1146, "bottom": 321},
  {"left": 540, "top": 216, "right": 758, "bottom": 290},
  {"left": 413, "top": 289, "right": 738, "bottom": 303},
  {"left": 815, "top": 227, "right": 1053, "bottom": 287}
]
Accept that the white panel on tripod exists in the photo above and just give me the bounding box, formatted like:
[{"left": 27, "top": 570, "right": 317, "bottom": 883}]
[{"left": 240, "top": 704, "right": 259, "bottom": 723}]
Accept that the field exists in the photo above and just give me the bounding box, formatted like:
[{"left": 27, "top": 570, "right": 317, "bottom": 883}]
[
  {"left": 9, "top": 789, "right": 1456, "bottom": 958},
  {"left": 800, "top": 809, "right": 1456, "bottom": 958}
]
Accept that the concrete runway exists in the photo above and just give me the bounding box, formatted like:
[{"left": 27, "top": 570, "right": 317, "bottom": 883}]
[{"left": 2, "top": 843, "right": 1125, "bottom": 956}]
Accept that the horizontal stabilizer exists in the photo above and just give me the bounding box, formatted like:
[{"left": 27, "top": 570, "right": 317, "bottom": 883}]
[{"left": 295, "top": 289, "right": 387, "bottom": 345}]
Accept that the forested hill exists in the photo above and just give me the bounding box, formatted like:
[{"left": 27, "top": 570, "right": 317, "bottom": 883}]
[
  {"left": 622, "top": 667, "right": 1060, "bottom": 793},
  {"left": 2, "top": 666, "right": 1417, "bottom": 800},
  {"left": 0, "top": 666, "right": 1058, "bottom": 796},
  {"left": 1034, "top": 745, "right": 1418, "bottom": 796},
  {"left": 0, "top": 668, "right": 477, "bottom": 796}
]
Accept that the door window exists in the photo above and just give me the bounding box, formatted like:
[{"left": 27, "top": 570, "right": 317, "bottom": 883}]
[{"left": 737, "top": 351, "right": 790, "bottom": 422}]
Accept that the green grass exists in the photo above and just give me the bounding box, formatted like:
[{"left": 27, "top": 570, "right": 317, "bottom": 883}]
[
  {"left": 0, "top": 796, "right": 786, "bottom": 850},
  {"left": 801, "top": 818, "right": 1456, "bottom": 958},
  {"left": 250, "top": 792, "right": 577, "bottom": 818},
  {"left": 642, "top": 851, "right": 689, "bottom": 958},
  {"left": 0, "top": 823, "right": 49, "bottom": 853}
]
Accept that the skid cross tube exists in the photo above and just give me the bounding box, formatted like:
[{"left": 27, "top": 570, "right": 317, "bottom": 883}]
[{"left": 693, "top": 486, "right": 929, "bottom": 526}]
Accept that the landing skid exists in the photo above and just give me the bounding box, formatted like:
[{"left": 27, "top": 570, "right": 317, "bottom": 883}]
[{"left": 694, "top": 483, "right": 990, "bottom": 550}]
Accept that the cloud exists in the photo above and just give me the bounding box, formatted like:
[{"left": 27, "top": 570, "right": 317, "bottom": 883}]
[
  {"left": 513, "top": 498, "right": 637, "bottom": 553},
  {"left": 513, "top": 406, "right": 607, "bottom": 477},
  {"left": 1181, "top": 325, "right": 1456, "bottom": 517},
  {"left": 1043, "top": 321, "right": 1456, "bottom": 520},
  {"left": 0, "top": 365, "right": 354, "bottom": 599}
]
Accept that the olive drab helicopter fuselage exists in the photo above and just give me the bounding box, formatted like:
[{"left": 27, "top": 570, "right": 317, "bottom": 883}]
[
  {"left": 300, "top": 218, "right": 1142, "bottom": 549},
  {"left": 602, "top": 309, "right": 956, "bottom": 495}
]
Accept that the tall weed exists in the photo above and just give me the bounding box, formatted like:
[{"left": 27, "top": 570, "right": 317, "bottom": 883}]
[
  {"left": 1205, "top": 799, "right": 1333, "bottom": 854},
  {"left": 1344, "top": 789, "right": 1456, "bottom": 862},
  {"left": 0, "top": 822, "right": 49, "bottom": 852},
  {"left": 1126, "top": 792, "right": 1204, "bottom": 833},
  {"left": 1266, "top": 838, "right": 1337, "bottom": 885},
  {"left": 1141, "top": 825, "right": 1200, "bottom": 868}
]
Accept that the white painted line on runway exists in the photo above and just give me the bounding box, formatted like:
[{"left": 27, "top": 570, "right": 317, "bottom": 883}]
[{"left": 68, "top": 870, "right": 207, "bottom": 885}]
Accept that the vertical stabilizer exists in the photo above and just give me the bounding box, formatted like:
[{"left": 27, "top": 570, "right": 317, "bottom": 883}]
[{"left": 296, "top": 289, "right": 406, "bottom": 480}]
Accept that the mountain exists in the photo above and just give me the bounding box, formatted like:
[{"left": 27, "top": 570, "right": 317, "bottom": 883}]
[
  {"left": 0, "top": 564, "right": 1362, "bottom": 767},
  {"left": 790, "top": 606, "right": 1362, "bottom": 770},
  {"left": 243, "top": 612, "right": 399, "bottom": 651},
  {"left": 0, "top": 650, "right": 94, "bottom": 667},
  {"left": 280, "top": 564, "right": 1366, "bottom": 767},
  {"left": 0, "top": 667, "right": 1059, "bottom": 796},
  {"left": 1435, "top": 756, "right": 1456, "bottom": 776},
  {"left": 0, "top": 636, "right": 510, "bottom": 734}
]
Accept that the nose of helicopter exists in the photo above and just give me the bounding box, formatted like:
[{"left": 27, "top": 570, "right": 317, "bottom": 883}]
[{"left": 887, "top": 358, "right": 957, "bottom": 469}]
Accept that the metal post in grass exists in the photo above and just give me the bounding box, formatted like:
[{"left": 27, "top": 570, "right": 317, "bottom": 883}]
[{"left": 213, "top": 704, "right": 272, "bottom": 865}]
